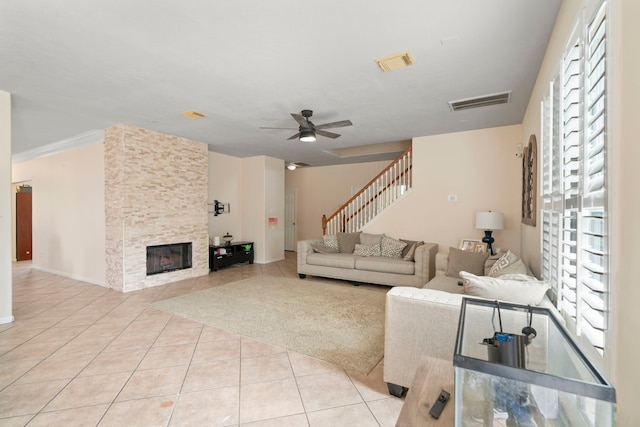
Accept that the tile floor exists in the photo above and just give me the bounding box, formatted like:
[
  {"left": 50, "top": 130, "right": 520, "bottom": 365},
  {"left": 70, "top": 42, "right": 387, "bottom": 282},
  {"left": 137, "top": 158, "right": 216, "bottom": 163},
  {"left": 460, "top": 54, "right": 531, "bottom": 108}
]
[{"left": 0, "top": 253, "right": 404, "bottom": 426}]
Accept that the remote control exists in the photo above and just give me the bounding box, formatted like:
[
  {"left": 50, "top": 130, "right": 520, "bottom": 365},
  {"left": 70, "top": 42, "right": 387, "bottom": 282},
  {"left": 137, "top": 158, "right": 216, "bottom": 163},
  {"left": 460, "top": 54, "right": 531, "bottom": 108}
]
[{"left": 429, "top": 389, "right": 450, "bottom": 419}]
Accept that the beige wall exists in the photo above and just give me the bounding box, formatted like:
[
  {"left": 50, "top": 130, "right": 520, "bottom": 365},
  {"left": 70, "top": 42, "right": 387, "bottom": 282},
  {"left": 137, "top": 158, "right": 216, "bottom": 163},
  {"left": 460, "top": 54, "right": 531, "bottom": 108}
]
[
  {"left": 263, "top": 156, "right": 285, "bottom": 263},
  {"left": 285, "top": 160, "right": 392, "bottom": 241},
  {"left": 519, "top": 0, "right": 640, "bottom": 422},
  {"left": 208, "top": 152, "right": 242, "bottom": 243},
  {"left": 288, "top": 125, "right": 522, "bottom": 255},
  {"left": 612, "top": 0, "right": 640, "bottom": 423},
  {"left": 0, "top": 91, "right": 12, "bottom": 323},
  {"left": 11, "top": 142, "right": 106, "bottom": 285},
  {"left": 367, "top": 125, "right": 523, "bottom": 253},
  {"left": 241, "top": 156, "right": 285, "bottom": 264}
]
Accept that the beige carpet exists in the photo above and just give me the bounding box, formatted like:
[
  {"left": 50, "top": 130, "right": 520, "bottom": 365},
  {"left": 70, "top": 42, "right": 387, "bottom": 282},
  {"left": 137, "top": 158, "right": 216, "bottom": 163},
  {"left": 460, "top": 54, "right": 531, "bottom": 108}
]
[{"left": 151, "top": 276, "right": 386, "bottom": 374}]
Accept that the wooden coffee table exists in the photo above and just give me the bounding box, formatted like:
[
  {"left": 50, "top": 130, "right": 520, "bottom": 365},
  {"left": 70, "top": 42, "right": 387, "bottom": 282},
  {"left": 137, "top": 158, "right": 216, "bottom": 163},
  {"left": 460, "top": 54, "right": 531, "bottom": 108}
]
[{"left": 395, "top": 356, "right": 455, "bottom": 426}]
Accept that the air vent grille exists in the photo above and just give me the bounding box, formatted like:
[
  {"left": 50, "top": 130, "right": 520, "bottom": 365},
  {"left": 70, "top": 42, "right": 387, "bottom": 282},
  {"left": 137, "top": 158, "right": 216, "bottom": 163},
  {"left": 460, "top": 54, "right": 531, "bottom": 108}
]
[
  {"left": 448, "top": 91, "right": 511, "bottom": 111},
  {"left": 375, "top": 51, "right": 415, "bottom": 72},
  {"left": 180, "top": 110, "right": 207, "bottom": 119}
]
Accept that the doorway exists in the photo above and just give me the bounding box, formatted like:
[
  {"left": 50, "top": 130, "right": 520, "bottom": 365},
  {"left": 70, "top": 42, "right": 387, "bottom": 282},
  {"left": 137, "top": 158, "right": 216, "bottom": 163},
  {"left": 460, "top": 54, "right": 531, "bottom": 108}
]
[{"left": 16, "top": 185, "right": 32, "bottom": 261}]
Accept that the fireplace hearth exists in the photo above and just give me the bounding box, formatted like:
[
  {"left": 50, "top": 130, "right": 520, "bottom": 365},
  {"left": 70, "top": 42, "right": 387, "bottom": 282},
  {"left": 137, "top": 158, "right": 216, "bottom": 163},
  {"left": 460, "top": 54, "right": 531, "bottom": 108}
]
[{"left": 146, "top": 242, "right": 192, "bottom": 276}]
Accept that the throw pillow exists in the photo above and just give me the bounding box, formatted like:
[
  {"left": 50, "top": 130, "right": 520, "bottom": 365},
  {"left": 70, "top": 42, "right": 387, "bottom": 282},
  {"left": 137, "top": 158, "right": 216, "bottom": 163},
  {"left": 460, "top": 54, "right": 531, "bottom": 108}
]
[
  {"left": 488, "top": 250, "right": 529, "bottom": 277},
  {"left": 445, "top": 247, "right": 489, "bottom": 278},
  {"left": 337, "top": 232, "right": 361, "bottom": 253},
  {"left": 322, "top": 234, "right": 338, "bottom": 250},
  {"left": 360, "top": 233, "right": 384, "bottom": 246},
  {"left": 381, "top": 236, "right": 407, "bottom": 258},
  {"left": 354, "top": 243, "right": 381, "bottom": 257},
  {"left": 460, "top": 271, "right": 550, "bottom": 305},
  {"left": 311, "top": 243, "right": 339, "bottom": 254},
  {"left": 484, "top": 253, "right": 504, "bottom": 275},
  {"left": 401, "top": 239, "right": 425, "bottom": 261}
]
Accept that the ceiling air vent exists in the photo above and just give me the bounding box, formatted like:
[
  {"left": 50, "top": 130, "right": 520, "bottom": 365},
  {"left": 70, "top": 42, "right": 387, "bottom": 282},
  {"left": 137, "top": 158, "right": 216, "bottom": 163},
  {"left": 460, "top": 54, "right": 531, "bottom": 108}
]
[
  {"left": 375, "top": 51, "right": 415, "bottom": 72},
  {"left": 180, "top": 110, "right": 207, "bottom": 119},
  {"left": 448, "top": 91, "right": 511, "bottom": 111}
]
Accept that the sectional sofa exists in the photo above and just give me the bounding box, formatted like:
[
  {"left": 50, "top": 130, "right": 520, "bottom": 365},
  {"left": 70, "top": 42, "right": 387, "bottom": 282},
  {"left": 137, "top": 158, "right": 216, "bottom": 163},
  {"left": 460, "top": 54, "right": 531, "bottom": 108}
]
[{"left": 383, "top": 248, "right": 555, "bottom": 396}]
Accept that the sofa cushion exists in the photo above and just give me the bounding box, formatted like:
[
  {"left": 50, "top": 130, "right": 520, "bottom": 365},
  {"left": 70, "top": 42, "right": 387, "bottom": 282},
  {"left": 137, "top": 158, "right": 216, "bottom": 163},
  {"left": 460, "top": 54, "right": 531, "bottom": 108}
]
[
  {"left": 381, "top": 236, "right": 407, "bottom": 258},
  {"left": 424, "top": 274, "right": 464, "bottom": 294},
  {"left": 401, "top": 239, "right": 424, "bottom": 261},
  {"left": 354, "top": 243, "right": 381, "bottom": 257},
  {"left": 445, "top": 247, "right": 489, "bottom": 278},
  {"left": 307, "top": 253, "right": 359, "bottom": 269},
  {"left": 311, "top": 243, "right": 339, "bottom": 254},
  {"left": 355, "top": 256, "right": 415, "bottom": 275},
  {"left": 360, "top": 233, "right": 384, "bottom": 246},
  {"left": 488, "top": 250, "right": 529, "bottom": 277},
  {"left": 460, "top": 271, "right": 550, "bottom": 305},
  {"left": 322, "top": 234, "right": 339, "bottom": 250},
  {"left": 337, "top": 232, "right": 361, "bottom": 253}
]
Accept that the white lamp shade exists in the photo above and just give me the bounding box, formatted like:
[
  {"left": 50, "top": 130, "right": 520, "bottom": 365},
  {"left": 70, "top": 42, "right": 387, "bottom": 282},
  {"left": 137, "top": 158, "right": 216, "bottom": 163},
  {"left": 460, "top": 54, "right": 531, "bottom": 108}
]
[{"left": 476, "top": 211, "right": 504, "bottom": 230}]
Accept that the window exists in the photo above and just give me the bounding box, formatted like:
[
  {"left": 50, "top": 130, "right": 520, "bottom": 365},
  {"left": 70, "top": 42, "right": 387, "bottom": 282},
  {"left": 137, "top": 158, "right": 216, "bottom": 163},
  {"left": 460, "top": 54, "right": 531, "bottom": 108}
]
[{"left": 541, "top": 1, "right": 609, "bottom": 356}]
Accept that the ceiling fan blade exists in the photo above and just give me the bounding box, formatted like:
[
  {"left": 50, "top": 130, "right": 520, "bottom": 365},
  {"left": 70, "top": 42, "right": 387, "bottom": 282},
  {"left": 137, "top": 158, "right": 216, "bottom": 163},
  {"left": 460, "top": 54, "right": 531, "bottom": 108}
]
[
  {"left": 316, "top": 119, "right": 352, "bottom": 130},
  {"left": 316, "top": 130, "right": 341, "bottom": 139},
  {"left": 291, "top": 113, "right": 308, "bottom": 127},
  {"left": 259, "top": 126, "right": 298, "bottom": 130},
  {"left": 287, "top": 133, "right": 301, "bottom": 140}
]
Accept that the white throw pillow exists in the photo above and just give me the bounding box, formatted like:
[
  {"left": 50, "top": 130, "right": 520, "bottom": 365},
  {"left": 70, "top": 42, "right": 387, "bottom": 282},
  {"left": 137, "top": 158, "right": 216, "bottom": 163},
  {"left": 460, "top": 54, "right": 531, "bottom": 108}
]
[{"left": 460, "top": 271, "right": 550, "bottom": 305}]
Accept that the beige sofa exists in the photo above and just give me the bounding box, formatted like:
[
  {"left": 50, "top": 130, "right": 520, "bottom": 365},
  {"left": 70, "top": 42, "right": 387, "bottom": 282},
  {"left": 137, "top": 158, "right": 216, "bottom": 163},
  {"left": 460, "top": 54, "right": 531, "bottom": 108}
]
[
  {"left": 297, "top": 239, "right": 438, "bottom": 288},
  {"left": 383, "top": 251, "right": 556, "bottom": 397}
]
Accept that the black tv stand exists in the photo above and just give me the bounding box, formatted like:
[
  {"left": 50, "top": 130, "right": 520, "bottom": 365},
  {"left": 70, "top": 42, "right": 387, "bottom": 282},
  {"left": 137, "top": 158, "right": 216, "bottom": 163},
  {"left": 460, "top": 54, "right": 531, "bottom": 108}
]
[{"left": 209, "top": 241, "right": 254, "bottom": 271}]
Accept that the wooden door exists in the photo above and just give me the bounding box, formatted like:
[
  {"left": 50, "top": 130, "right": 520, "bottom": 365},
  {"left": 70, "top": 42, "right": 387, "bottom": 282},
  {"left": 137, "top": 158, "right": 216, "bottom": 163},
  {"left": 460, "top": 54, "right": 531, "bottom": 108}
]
[{"left": 16, "top": 191, "right": 32, "bottom": 261}]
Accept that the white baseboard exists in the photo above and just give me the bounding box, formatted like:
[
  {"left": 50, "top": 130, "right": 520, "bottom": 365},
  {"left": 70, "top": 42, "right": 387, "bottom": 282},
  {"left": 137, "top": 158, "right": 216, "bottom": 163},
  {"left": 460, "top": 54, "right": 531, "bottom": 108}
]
[
  {"left": 31, "top": 265, "right": 105, "bottom": 287},
  {"left": 0, "top": 315, "right": 15, "bottom": 325}
]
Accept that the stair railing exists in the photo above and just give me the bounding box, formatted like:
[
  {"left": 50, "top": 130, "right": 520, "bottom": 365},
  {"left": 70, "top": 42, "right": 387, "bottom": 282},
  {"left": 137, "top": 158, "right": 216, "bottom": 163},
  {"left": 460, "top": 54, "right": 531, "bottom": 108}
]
[{"left": 322, "top": 147, "right": 412, "bottom": 235}]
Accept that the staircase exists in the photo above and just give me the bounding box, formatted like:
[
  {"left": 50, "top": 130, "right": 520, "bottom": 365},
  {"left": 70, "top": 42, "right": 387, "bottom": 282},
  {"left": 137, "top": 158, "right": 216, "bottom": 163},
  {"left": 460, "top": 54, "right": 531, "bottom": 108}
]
[{"left": 322, "top": 147, "right": 412, "bottom": 235}]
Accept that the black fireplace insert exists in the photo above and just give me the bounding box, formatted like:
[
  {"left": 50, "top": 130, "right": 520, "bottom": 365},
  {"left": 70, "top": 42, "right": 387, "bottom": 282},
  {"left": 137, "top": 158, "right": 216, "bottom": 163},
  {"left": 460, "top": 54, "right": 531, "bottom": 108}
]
[{"left": 146, "top": 242, "right": 192, "bottom": 276}]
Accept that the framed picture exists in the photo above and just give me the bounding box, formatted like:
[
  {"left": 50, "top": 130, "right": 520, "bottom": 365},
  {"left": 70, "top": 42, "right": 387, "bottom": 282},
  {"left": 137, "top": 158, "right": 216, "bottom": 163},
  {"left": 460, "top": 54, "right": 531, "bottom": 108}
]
[
  {"left": 474, "top": 242, "right": 488, "bottom": 253},
  {"left": 459, "top": 239, "right": 481, "bottom": 252}
]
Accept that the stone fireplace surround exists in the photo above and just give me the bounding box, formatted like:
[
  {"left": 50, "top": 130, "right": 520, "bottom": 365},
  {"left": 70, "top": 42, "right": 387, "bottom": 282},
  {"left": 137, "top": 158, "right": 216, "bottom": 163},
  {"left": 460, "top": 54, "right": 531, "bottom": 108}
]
[{"left": 104, "top": 125, "right": 209, "bottom": 292}]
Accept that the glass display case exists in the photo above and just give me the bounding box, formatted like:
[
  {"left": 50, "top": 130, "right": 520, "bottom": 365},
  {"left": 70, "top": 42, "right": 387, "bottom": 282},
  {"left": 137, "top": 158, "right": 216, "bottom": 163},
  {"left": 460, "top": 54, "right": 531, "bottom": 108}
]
[{"left": 453, "top": 297, "right": 615, "bottom": 426}]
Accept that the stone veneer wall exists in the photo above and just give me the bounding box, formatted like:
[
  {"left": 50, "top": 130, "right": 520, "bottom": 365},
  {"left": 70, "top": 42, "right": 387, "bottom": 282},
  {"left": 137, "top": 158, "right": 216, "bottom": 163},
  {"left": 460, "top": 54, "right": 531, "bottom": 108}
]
[{"left": 104, "top": 125, "right": 209, "bottom": 292}]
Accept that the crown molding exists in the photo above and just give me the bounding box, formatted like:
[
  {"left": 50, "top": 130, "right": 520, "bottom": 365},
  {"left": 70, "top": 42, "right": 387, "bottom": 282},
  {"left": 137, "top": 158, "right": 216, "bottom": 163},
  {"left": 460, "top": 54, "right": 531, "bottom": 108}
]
[{"left": 12, "top": 129, "right": 104, "bottom": 164}]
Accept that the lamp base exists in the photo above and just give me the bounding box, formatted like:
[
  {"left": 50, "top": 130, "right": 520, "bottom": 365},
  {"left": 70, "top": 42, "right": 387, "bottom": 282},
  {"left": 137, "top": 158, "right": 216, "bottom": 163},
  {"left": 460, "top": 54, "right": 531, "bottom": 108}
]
[{"left": 482, "top": 230, "right": 495, "bottom": 255}]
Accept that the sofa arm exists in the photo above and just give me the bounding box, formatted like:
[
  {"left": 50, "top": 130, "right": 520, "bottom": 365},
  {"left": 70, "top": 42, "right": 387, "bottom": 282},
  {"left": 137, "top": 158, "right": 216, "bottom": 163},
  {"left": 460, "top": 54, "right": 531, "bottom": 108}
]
[
  {"left": 297, "top": 239, "right": 321, "bottom": 271},
  {"left": 383, "top": 287, "right": 464, "bottom": 389},
  {"left": 413, "top": 242, "right": 438, "bottom": 284}
]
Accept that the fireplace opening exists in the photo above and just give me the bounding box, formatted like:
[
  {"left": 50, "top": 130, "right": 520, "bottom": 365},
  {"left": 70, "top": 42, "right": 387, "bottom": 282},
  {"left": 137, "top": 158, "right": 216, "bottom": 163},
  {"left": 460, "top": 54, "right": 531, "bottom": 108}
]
[{"left": 146, "top": 242, "right": 192, "bottom": 276}]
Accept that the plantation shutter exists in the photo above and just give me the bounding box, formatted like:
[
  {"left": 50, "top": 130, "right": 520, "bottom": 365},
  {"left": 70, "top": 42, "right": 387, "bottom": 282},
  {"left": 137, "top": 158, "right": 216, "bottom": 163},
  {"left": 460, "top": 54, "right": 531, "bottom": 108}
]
[
  {"left": 560, "top": 39, "right": 581, "bottom": 322},
  {"left": 540, "top": 76, "right": 562, "bottom": 304},
  {"left": 579, "top": 4, "right": 608, "bottom": 352},
  {"left": 541, "top": 210, "right": 560, "bottom": 303},
  {"left": 540, "top": 1, "right": 609, "bottom": 356}
]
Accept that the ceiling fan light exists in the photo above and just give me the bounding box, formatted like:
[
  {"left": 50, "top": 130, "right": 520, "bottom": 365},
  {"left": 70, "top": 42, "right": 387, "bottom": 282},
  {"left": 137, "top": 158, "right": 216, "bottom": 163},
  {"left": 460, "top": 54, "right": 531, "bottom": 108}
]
[
  {"left": 287, "top": 164, "right": 297, "bottom": 170},
  {"left": 299, "top": 129, "right": 316, "bottom": 143}
]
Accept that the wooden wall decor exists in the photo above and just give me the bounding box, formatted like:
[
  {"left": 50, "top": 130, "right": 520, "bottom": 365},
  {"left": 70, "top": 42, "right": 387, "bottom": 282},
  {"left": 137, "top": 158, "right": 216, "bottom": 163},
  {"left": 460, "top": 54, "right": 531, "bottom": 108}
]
[{"left": 522, "top": 134, "right": 537, "bottom": 226}]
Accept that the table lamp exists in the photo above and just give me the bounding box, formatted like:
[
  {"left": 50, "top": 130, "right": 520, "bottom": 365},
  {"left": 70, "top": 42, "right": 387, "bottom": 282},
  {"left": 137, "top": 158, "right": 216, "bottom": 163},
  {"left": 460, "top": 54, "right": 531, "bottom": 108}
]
[{"left": 475, "top": 211, "right": 504, "bottom": 255}]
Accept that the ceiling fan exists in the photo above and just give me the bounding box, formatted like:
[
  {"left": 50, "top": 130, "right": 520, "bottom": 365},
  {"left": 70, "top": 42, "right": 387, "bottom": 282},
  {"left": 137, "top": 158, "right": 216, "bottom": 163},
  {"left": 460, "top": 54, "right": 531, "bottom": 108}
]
[{"left": 260, "top": 110, "right": 352, "bottom": 142}]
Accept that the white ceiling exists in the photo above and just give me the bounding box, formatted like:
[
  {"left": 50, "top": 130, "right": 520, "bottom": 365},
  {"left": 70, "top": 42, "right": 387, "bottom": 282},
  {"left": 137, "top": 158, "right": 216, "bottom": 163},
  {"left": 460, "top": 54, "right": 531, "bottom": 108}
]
[{"left": 1, "top": 0, "right": 561, "bottom": 167}]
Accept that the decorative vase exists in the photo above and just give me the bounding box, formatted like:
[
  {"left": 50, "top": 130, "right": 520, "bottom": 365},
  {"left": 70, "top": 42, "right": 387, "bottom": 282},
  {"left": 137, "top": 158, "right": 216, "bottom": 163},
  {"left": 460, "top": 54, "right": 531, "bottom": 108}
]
[{"left": 222, "top": 232, "right": 233, "bottom": 246}]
